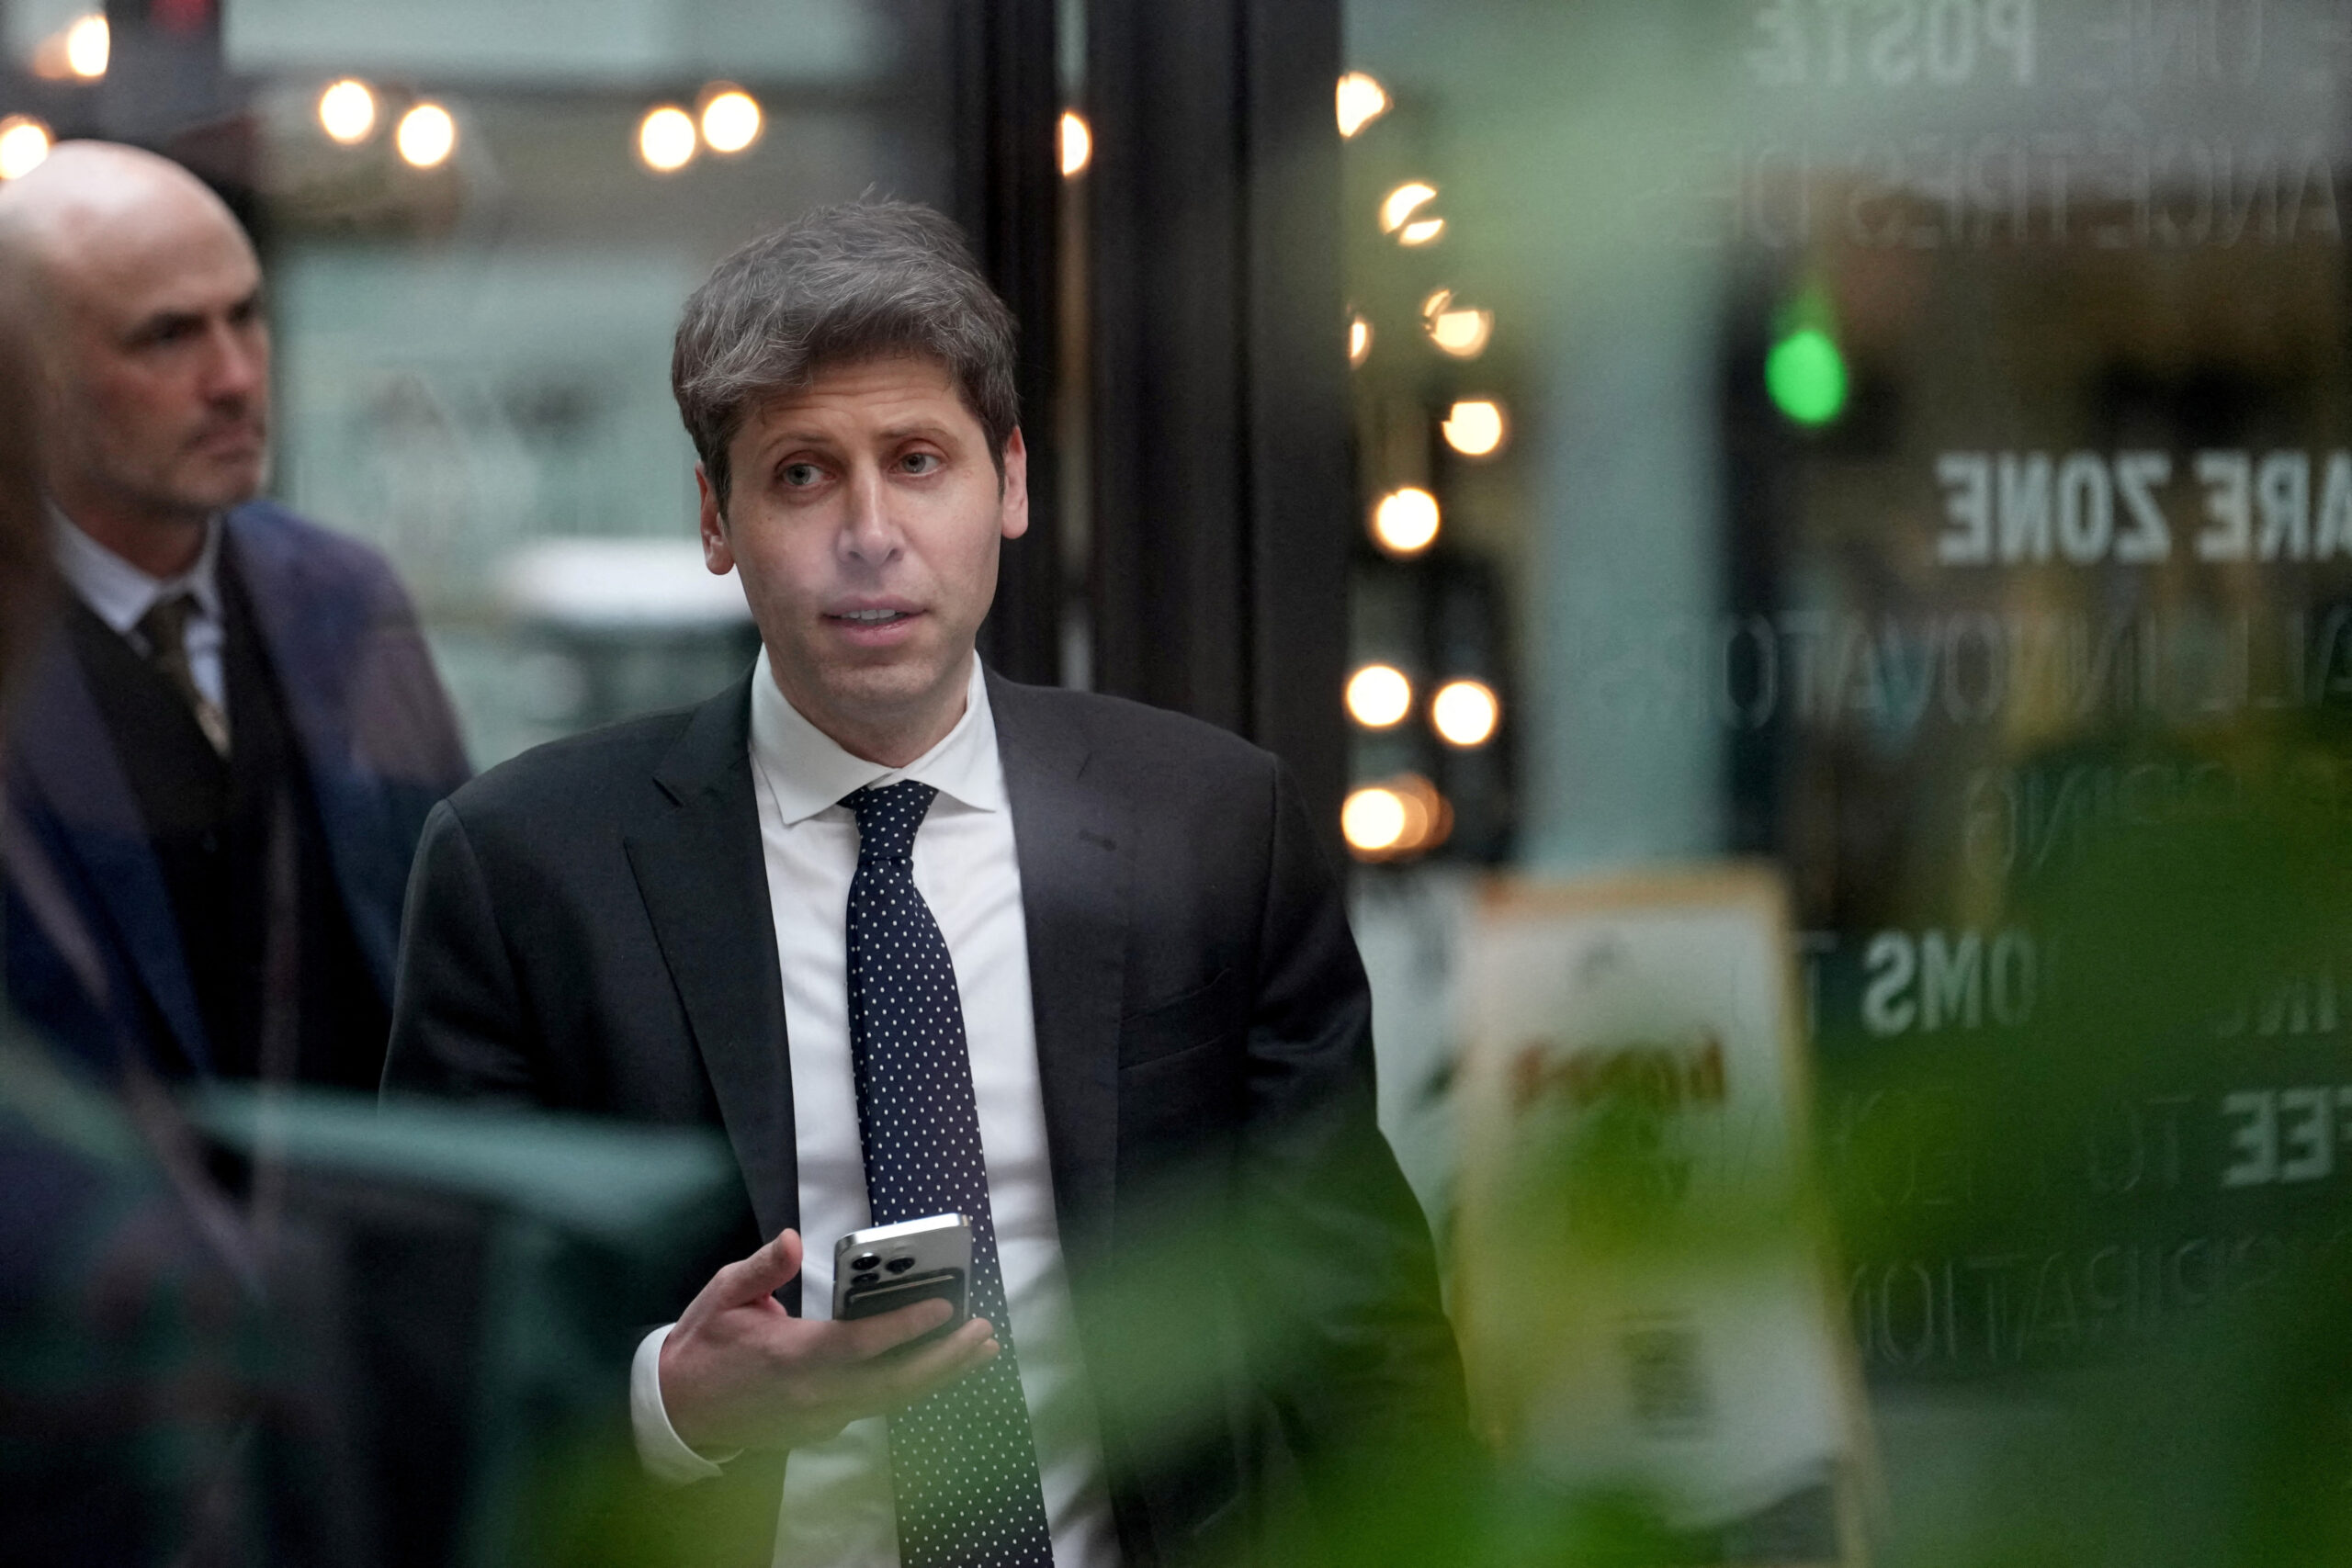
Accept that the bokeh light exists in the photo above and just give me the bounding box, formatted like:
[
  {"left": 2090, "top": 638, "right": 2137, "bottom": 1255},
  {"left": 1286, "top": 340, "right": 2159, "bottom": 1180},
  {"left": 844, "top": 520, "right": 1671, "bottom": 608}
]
[
  {"left": 1342, "top": 787, "right": 1408, "bottom": 854},
  {"left": 0, "top": 117, "right": 53, "bottom": 182},
  {"left": 1343, "top": 774, "right": 1452, "bottom": 860},
  {"left": 1059, "top": 110, "right": 1091, "bottom": 177},
  {"left": 1767, "top": 326, "right": 1849, "bottom": 426},
  {"left": 396, "top": 103, "right": 457, "bottom": 169},
  {"left": 1422, "top": 290, "right": 1493, "bottom": 359},
  {"left": 1336, "top": 72, "right": 1390, "bottom": 138},
  {"left": 64, "top": 14, "right": 107, "bottom": 79},
  {"left": 1431, "top": 679, "right": 1500, "bottom": 747},
  {"left": 1380, "top": 182, "right": 1436, "bottom": 233},
  {"left": 1371, "top": 487, "right": 1441, "bottom": 556},
  {"left": 638, "top": 106, "right": 697, "bottom": 172},
  {"left": 1346, "top": 664, "right": 1413, "bottom": 728},
  {"left": 319, "top": 79, "right": 378, "bottom": 144},
  {"left": 1442, "top": 399, "right": 1507, "bottom": 457},
  {"left": 1348, "top": 313, "right": 1373, "bottom": 367},
  {"left": 700, "top": 89, "right": 762, "bottom": 154}
]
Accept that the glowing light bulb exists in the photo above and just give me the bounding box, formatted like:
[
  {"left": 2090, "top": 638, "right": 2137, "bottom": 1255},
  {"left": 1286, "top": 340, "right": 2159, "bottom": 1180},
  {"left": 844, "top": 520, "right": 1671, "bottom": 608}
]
[
  {"left": 0, "top": 118, "right": 52, "bottom": 181},
  {"left": 64, "top": 14, "right": 107, "bottom": 79},
  {"left": 700, "top": 89, "right": 762, "bottom": 153},
  {"left": 1346, "top": 665, "right": 1413, "bottom": 728},
  {"left": 638, "top": 106, "right": 696, "bottom": 172},
  {"left": 319, "top": 79, "right": 378, "bottom": 144},
  {"left": 1431, "top": 680, "right": 1499, "bottom": 747},
  {"left": 1371, "top": 487, "right": 1440, "bottom": 556},
  {"left": 1442, "top": 400, "right": 1507, "bottom": 457},
  {"left": 1336, "top": 72, "right": 1389, "bottom": 138},
  {"left": 1342, "top": 788, "right": 1408, "bottom": 854},
  {"left": 396, "top": 103, "right": 457, "bottom": 169},
  {"left": 1348, "top": 313, "right": 1373, "bottom": 367},
  {"left": 1421, "top": 290, "right": 1493, "bottom": 360},
  {"left": 1059, "top": 110, "right": 1091, "bottom": 177}
]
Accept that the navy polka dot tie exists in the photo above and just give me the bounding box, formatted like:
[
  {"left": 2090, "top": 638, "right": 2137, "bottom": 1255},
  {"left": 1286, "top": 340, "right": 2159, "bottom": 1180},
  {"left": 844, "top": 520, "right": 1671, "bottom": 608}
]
[{"left": 844, "top": 782, "right": 1054, "bottom": 1568}]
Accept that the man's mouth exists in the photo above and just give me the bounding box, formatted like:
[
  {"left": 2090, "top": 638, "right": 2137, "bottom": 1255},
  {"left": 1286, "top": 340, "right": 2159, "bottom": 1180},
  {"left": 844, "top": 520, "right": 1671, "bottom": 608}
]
[{"left": 832, "top": 608, "right": 915, "bottom": 625}]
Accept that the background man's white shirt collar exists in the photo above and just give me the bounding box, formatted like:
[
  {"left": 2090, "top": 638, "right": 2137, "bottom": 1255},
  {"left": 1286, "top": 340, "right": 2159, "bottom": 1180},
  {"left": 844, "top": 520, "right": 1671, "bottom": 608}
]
[{"left": 50, "top": 505, "right": 225, "bottom": 637}]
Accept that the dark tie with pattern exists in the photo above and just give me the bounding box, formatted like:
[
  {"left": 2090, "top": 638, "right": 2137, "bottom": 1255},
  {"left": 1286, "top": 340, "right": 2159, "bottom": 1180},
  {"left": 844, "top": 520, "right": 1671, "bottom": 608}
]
[
  {"left": 843, "top": 781, "right": 1054, "bottom": 1568},
  {"left": 136, "top": 591, "right": 230, "bottom": 756}
]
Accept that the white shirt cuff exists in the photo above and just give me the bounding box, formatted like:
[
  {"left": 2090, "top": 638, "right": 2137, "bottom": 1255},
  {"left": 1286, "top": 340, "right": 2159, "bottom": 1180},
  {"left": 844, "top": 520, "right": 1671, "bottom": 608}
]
[{"left": 629, "top": 1323, "right": 739, "bottom": 1483}]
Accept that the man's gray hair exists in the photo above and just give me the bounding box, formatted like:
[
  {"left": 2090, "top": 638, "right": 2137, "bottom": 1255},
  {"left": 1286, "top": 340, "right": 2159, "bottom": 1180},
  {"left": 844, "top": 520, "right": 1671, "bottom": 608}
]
[{"left": 672, "top": 199, "right": 1019, "bottom": 509}]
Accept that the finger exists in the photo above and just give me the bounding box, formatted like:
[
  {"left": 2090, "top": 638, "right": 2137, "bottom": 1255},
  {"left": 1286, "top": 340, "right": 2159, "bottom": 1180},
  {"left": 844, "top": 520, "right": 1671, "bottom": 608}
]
[
  {"left": 836, "top": 1295, "right": 956, "bottom": 1359},
  {"left": 876, "top": 1322, "right": 1000, "bottom": 1405},
  {"left": 705, "top": 1228, "right": 805, "bottom": 1311}
]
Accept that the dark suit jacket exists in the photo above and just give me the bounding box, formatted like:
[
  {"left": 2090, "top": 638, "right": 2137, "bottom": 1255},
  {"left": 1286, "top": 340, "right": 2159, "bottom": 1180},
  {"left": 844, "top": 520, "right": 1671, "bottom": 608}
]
[
  {"left": 4, "top": 502, "right": 471, "bottom": 1079},
  {"left": 382, "top": 667, "right": 1467, "bottom": 1566}
]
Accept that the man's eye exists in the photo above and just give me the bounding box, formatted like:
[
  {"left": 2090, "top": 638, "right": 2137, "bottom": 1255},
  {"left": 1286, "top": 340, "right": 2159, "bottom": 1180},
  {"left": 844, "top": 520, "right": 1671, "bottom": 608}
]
[
  {"left": 900, "top": 452, "right": 942, "bottom": 476},
  {"left": 781, "top": 462, "right": 824, "bottom": 487}
]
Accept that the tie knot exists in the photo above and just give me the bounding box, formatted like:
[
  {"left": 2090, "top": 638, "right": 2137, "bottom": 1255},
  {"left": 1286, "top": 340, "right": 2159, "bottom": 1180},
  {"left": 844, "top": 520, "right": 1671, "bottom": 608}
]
[
  {"left": 137, "top": 592, "right": 198, "bottom": 655},
  {"left": 845, "top": 780, "right": 938, "bottom": 863}
]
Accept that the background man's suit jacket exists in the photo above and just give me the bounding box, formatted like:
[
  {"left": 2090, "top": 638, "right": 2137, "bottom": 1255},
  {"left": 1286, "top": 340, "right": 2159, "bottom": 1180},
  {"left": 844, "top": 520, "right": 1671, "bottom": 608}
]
[
  {"left": 383, "top": 668, "right": 1468, "bottom": 1567},
  {"left": 4, "top": 502, "right": 471, "bottom": 1080}
]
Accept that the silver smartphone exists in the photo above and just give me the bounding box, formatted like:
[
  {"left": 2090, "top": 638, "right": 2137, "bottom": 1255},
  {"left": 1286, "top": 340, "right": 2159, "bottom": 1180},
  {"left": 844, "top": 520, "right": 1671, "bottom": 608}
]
[{"left": 831, "top": 1213, "right": 974, "bottom": 1338}]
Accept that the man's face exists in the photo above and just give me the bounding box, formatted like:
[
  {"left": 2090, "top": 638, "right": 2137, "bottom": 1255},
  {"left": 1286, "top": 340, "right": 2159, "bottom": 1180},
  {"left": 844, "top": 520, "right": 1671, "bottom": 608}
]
[
  {"left": 41, "top": 200, "right": 269, "bottom": 523},
  {"left": 700, "top": 355, "right": 1026, "bottom": 755}
]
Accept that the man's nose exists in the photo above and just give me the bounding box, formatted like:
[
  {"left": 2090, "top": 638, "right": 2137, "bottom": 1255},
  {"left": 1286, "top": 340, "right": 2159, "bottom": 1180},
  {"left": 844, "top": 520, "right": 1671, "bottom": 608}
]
[
  {"left": 200, "top": 320, "right": 266, "bottom": 401},
  {"left": 838, "top": 465, "right": 904, "bottom": 563}
]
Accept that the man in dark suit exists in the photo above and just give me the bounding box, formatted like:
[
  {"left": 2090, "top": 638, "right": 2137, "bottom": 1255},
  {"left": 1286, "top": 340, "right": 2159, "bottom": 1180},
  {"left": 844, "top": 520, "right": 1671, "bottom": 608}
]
[
  {"left": 0, "top": 142, "right": 469, "bottom": 1089},
  {"left": 386, "top": 200, "right": 1464, "bottom": 1567}
]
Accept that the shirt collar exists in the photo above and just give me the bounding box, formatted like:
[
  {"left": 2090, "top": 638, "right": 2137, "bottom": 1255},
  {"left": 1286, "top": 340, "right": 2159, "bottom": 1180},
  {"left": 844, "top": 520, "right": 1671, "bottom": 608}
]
[
  {"left": 48, "top": 504, "right": 224, "bottom": 637},
  {"left": 746, "top": 649, "right": 1004, "bottom": 827}
]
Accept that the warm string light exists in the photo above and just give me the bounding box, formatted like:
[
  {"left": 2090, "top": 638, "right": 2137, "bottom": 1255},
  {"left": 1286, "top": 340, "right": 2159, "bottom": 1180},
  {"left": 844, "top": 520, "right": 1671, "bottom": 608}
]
[
  {"left": 1431, "top": 680, "right": 1499, "bottom": 747},
  {"left": 1342, "top": 774, "right": 1453, "bottom": 860},
  {"left": 700, "top": 88, "right": 762, "bottom": 153},
  {"left": 0, "top": 117, "right": 53, "bottom": 181},
  {"left": 396, "top": 103, "right": 457, "bottom": 168},
  {"left": 1421, "top": 289, "right": 1493, "bottom": 359},
  {"left": 1442, "top": 399, "right": 1507, "bottom": 457},
  {"left": 1059, "top": 110, "right": 1091, "bottom": 177},
  {"left": 1346, "top": 665, "right": 1413, "bottom": 728},
  {"left": 1371, "top": 487, "right": 1440, "bottom": 556},
  {"left": 318, "top": 79, "right": 378, "bottom": 144},
  {"left": 1336, "top": 72, "right": 1389, "bottom": 138},
  {"left": 638, "top": 106, "right": 696, "bottom": 172},
  {"left": 63, "top": 14, "right": 108, "bottom": 79},
  {"left": 1348, "top": 313, "right": 1373, "bottom": 367}
]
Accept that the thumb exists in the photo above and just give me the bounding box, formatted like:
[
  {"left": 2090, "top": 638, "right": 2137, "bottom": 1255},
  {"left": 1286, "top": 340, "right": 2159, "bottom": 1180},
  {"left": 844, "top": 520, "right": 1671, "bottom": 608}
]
[{"left": 715, "top": 1227, "right": 805, "bottom": 1308}]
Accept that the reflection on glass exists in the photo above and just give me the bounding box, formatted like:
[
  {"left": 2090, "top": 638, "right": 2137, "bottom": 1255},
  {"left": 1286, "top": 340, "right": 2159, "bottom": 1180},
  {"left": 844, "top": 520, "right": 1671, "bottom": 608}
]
[
  {"left": 1371, "top": 486, "right": 1441, "bottom": 556},
  {"left": 638, "top": 106, "right": 697, "bottom": 173},
  {"left": 394, "top": 103, "right": 457, "bottom": 169},
  {"left": 0, "top": 116, "right": 51, "bottom": 181},
  {"left": 1337, "top": 71, "right": 1390, "bottom": 138},
  {"left": 318, "top": 79, "right": 378, "bottom": 145},
  {"left": 699, "top": 88, "right": 762, "bottom": 154},
  {"left": 1347, "top": 663, "right": 1414, "bottom": 728},
  {"left": 1430, "top": 679, "right": 1498, "bottom": 748},
  {"left": 1442, "top": 399, "right": 1507, "bottom": 457}
]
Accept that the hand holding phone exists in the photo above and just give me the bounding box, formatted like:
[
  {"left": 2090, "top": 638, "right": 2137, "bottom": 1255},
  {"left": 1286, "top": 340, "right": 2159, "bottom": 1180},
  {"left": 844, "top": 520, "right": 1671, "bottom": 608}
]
[{"left": 832, "top": 1213, "right": 974, "bottom": 1343}]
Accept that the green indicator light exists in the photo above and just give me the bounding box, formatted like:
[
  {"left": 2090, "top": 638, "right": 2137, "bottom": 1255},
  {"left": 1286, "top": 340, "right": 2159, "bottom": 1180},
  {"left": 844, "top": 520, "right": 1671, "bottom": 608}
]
[{"left": 1766, "top": 326, "right": 1848, "bottom": 426}]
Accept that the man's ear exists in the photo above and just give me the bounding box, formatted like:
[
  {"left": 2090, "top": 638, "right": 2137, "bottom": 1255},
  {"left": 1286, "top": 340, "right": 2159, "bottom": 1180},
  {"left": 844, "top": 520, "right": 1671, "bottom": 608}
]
[
  {"left": 695, "top": 462, "right": 735, "bottom": 576},
  {"left": 998, "top": 427, "right": 1030, "bottom": 542}
]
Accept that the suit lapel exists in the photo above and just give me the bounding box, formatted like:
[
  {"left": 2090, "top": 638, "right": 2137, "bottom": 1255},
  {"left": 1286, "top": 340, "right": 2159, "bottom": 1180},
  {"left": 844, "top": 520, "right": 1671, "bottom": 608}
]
[
  {"left": 989, "top": 673, "right": 1132, "bottom": 1283},
  {"left": 625, "top": 673, "right": 802, "bottom": 1308},
  {"left": 6, "top": 630, "right": 212, "bottom": 1072}
]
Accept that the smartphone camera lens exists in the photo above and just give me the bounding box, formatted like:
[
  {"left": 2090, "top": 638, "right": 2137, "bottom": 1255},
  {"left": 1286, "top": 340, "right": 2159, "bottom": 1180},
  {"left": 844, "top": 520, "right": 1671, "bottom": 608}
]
[
  {"left": 851, "top": 1253, "right": 882, "bottom": 1271},
  {"left": 886, "top": 1257, "right": 916, "bottom": 1274},
  {"left": 853, "top": 1271, "right": 880, "bottom": 1286}
]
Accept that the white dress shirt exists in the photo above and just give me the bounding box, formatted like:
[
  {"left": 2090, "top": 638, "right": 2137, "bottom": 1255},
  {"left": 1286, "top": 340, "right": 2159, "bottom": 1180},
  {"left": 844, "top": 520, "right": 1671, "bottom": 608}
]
[
  {"left": 50, "top": 507, "right": 229, "bottom": 710},
  {"left": 629, "top": 650, "right": 1120, "bottom": 1568}
]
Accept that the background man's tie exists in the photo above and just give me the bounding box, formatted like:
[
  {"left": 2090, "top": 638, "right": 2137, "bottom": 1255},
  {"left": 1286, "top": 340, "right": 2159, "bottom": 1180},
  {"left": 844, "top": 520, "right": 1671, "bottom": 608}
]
[
  {"left": 844, "top": 781, "right": 1054, "bottom": 1568},
  {"left": 136, "top": 592, "right": 230, "bottom": 756}
]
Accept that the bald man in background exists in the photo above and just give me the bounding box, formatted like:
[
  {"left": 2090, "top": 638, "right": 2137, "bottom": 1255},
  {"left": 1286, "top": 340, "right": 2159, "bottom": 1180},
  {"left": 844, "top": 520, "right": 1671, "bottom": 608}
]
[{"left": 0, "top": 141, "right": 469, "bottom": 1088}]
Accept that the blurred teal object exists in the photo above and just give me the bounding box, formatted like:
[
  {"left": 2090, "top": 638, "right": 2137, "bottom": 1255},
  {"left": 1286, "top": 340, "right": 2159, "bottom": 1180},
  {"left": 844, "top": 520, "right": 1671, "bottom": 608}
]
[{"left": 187, "top": 1086, "right": 744, "bottom": 1568}]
